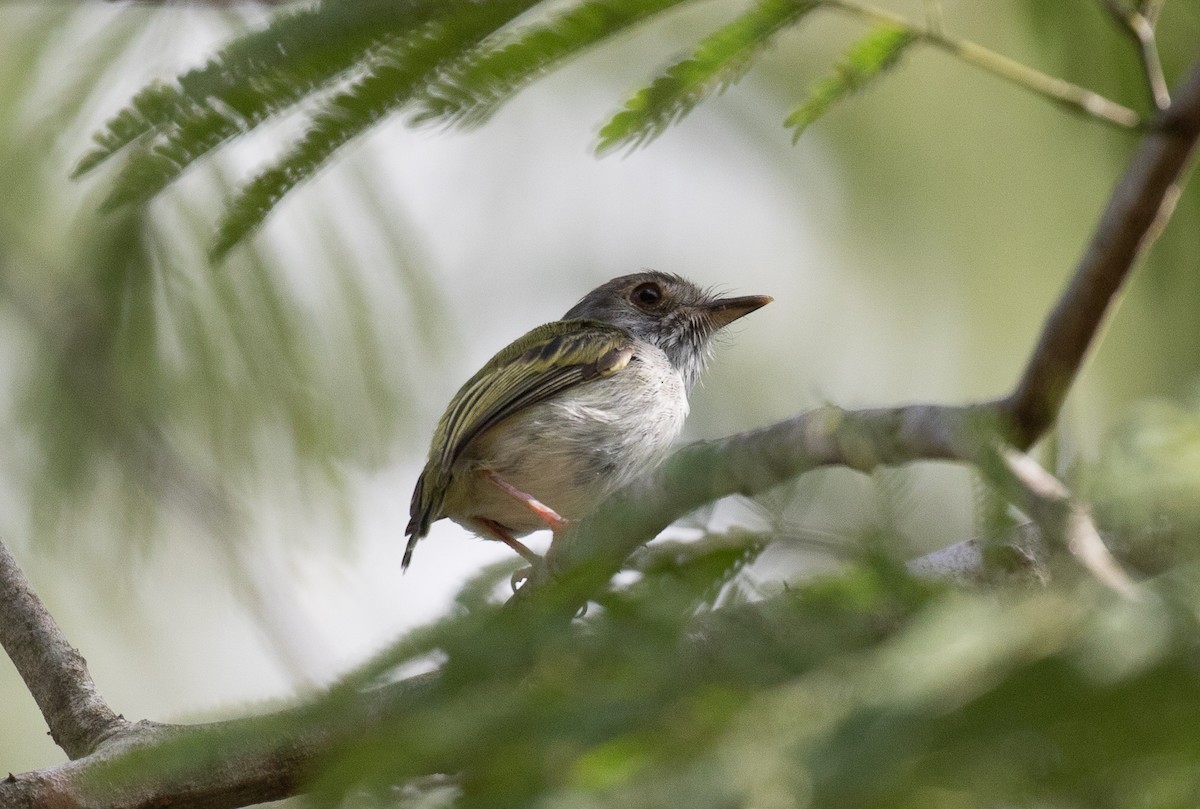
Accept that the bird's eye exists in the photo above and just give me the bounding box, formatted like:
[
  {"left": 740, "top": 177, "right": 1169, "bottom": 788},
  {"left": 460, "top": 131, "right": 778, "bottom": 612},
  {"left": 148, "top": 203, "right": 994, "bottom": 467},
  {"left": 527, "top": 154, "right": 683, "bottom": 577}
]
[{"left": 631, "top": 282, "right": 663, "bottom": 308}]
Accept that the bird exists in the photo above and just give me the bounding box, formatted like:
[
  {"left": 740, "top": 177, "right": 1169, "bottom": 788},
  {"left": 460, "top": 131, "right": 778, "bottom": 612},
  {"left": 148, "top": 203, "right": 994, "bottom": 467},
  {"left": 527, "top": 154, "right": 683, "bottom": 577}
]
[{"left": 402, "top": 271, "right": 771, "bottom": 571}]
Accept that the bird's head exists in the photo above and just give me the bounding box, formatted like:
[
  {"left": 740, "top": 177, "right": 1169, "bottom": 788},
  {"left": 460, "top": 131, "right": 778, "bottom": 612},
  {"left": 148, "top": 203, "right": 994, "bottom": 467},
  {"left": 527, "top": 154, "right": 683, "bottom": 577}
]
[{"left": 562, "top": 271, "right": 771, "bottom": 390}]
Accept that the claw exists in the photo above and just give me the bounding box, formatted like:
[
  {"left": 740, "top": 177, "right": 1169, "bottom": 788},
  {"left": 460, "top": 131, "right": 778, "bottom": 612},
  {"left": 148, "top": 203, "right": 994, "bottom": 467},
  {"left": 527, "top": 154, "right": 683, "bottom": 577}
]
[{"left": 510, "top": 565, "right": 533, "bottom": 591}]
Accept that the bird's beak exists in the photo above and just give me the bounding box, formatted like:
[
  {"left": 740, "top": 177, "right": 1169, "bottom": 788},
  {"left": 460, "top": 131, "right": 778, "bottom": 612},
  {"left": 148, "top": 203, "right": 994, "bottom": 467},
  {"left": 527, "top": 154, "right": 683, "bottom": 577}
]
[{"left": 701, "top": 294, "right": 773, "bottom": 329}]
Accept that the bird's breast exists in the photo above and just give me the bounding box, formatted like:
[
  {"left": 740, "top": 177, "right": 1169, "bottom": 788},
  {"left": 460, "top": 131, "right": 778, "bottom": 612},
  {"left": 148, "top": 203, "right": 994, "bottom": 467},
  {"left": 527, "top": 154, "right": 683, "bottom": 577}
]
[{"left": 444, "top": 348, "right": 688, "bottom": 534}]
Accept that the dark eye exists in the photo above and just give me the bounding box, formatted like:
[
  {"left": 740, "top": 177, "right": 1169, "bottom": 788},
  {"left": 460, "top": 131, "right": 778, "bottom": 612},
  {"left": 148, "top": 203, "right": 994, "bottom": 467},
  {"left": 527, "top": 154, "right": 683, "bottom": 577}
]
[{"left": 631, "top": 282, "right": 663, "bottom": 308}]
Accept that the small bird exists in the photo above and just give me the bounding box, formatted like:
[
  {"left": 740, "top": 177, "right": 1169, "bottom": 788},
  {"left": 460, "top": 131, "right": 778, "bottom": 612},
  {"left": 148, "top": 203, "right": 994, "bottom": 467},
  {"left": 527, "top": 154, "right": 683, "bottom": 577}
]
[{"left": 403, "top": 271, "right": 771, "bottom": 571}]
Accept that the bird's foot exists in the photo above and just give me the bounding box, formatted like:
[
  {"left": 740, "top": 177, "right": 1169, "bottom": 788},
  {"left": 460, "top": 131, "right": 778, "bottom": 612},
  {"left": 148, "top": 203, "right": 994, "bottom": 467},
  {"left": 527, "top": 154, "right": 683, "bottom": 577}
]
[
  {"left": 474, "top": 516, "right": 541, "bottom": 565},
  {"left": 479, "top": 470, "right": 573, "bottom": 534}
]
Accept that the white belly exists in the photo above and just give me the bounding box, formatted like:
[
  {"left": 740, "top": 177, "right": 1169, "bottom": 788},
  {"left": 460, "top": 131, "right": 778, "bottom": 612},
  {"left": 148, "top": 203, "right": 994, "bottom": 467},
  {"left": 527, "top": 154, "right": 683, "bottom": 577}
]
[{"left": 441, "top": 348, "right": 688, "bottom": 536}]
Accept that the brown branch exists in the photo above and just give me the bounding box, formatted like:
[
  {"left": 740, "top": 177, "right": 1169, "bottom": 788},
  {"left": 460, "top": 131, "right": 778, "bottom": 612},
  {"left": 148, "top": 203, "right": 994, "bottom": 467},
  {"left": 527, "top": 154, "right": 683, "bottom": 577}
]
[
  {"left": 0, "top": 539, "right": 125, "bottom": 759},
  {"left": 524, "top": 60, "right": 1200, "bottom": 610},
  {"left": 522, "top": 402, "right": 987, "bottom": 610},
  {"left": 1004, "top": 61, "right": 1200, "bottom": 446},
  {"left": 0, "top": 535, "right": 440, "bottom": 809},
  {"left": 907, "top": 521, "right": 1048, "bottom": 587},
  {"left": 0, "top": 672, "right": 440, "bottom": 809}
]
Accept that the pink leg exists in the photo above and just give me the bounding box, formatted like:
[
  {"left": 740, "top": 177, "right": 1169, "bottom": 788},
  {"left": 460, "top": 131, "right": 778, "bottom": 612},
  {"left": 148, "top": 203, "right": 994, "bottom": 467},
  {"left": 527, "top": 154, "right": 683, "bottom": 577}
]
[
  {"left": 479, "top": 470, "right": 571, "bottom": 533},
  {"left": 473, "top": 517, "right": 541, "bottom": 565}
]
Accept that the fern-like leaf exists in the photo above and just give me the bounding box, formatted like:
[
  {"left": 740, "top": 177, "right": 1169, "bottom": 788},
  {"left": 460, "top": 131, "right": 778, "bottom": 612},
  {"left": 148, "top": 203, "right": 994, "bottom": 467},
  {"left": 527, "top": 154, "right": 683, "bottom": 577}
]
[
  {"left": 628, "top": 530, "right": 770, "bottom": 610},
  {"left": 95, "top": 42, "right": 384, "bottom": 210},
  {"left": 412, "top": 0, "right": 695, "bottom": 130},
  {"left": 784, "top": 24, "right": 917, "bottom": 141},
  {"left": 78, "top": 0, "right": 489, "bottom": 208},
  {"left": 75, "top": 2, "right": 395, "bottom": 179},
  {"left": 210, "top": 0, "right": 538, "bottom": 260},
  {"left": 596, "top": 0, "right": 819, "bottom": 154}
]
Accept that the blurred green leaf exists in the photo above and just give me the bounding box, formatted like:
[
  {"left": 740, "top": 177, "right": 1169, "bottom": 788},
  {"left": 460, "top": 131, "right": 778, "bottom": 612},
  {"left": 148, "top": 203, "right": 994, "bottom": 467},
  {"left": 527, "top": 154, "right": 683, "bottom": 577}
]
[
  {"left": 411, "top": 0, "right": 692, "bottom": 130},
  {"left": 74, "top": 0, "right": 467, "bottom": 188},
  {"left": 0, "top": 6, "right": 432, "bottom": 561},
  {"left": 1088, "top": 396, "right": 1200, "bottom": 573},
  {"left": 301, "top": 553, "right": 931, "bottom": 807},
  {"left": 210, "top": 0, "right": 537, "bottom": 259},
  {"left": 785, "top": 24, "right": 917, "bottom": 141},
  {"left": 596, "top": 0, "right": 820, "bottom": 154}
]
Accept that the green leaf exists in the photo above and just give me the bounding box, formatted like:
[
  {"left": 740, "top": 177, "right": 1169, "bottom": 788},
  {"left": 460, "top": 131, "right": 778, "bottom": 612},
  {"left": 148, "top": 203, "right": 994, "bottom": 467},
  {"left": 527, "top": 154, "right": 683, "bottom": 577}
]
[
  {"left": 784, "top": 24, "right": 917, "bottom": 141},
  {"left": 596, "top": 0, "right": 819, "bottom": 154},
  {"left": 75, "top": 1, "right": 398, "bottom": 180},
  {"left": 209, "top": 0, "right": 538, "bottom": 260},
  {"left": 626, "top": 530, "right": 769, "bottom": 609},
  {"left": 77, "top": 0, "right": 503, "bottom": 208},
  {"left": 412, "top": 0, "right": 695, "bottom": 130}
]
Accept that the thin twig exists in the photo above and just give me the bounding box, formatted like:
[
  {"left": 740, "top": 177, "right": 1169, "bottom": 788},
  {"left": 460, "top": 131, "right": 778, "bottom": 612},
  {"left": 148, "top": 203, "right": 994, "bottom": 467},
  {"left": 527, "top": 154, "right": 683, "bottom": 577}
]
[
  {"left": 826, "top": 0, "right": 1142, "bottom": 129},
  {"left": 940, "top": 36, "right": 1141, "bottom": 127},
  {"left": 1139, "top": 0, "right": 1165, "bottom": 27},
  {"left": 0, "top": 539, "right": 125, "bottom": 759},
  {"left": 1099, "top": 0, "right": 1171, "bottom": 111},
  {"left": 980, "top": 444, "right": 1137, "bottom": 597}
]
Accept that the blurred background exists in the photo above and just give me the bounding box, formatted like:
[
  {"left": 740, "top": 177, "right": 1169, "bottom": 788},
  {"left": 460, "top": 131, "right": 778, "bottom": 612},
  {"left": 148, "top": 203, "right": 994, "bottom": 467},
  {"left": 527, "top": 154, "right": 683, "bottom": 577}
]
[{"left": 1, "top": 0, "right": 1198, "bottom": 775}]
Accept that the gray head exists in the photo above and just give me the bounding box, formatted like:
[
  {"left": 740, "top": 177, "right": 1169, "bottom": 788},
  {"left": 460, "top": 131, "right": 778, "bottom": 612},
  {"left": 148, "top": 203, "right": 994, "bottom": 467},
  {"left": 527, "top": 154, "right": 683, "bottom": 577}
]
[{"left": 562, "top": 271, "right": 771, "bottom": 390}]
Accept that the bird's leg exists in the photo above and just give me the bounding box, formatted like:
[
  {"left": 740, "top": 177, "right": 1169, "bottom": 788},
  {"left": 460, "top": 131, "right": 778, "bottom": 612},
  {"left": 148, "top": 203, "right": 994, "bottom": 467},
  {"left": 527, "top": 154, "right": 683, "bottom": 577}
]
[
  {"left": 479, "top": 470, "right": 572, "bottom": 533},
  {"left": 472, "top": 516, "right": 541, "bottom": 565}
]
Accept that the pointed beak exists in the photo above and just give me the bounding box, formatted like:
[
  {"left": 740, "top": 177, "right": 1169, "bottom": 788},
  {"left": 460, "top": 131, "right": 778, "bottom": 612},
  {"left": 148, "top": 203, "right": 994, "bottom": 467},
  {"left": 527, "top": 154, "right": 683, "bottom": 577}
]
[{"left": 700, "top": 294, "right": 773, "bottom": 329}]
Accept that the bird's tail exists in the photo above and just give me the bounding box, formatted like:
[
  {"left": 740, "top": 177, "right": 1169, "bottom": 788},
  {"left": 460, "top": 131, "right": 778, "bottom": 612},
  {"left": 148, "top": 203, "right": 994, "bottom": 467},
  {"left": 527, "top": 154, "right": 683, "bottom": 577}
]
[
  {"left": 401, "top": 532, "right": 419, "bottom": 572},
  {"left": 402, "top": 469, "right": 435, "bottom": 573}
]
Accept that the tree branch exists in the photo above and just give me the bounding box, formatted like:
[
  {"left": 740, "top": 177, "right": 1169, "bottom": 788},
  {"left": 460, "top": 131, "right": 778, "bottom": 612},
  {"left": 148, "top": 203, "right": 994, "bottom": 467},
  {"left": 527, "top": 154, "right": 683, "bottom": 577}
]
[
  {"left": 0, "top": 539, "right": 125, "bottom": 759},
  {"left": 827, "top": 0, "right": 1142, "bottom": 129},
  {"left": 0, "top": 671, "right": 440, "bottom": 809},
  {"left": 1005, "top": 62, "right": 1200, "bottom": 445},
  {"left": 527, "top": 60, "right": 1200, "bottom": 609},
  {"left": 0, "top": 535, "right": 996, "bottom": 809},
  {"left": 976, "top": 444, "right": 1136, "bottom": 597},
  {"left": 1098, "top": 0, "right": 1171, "bottom": 111}
]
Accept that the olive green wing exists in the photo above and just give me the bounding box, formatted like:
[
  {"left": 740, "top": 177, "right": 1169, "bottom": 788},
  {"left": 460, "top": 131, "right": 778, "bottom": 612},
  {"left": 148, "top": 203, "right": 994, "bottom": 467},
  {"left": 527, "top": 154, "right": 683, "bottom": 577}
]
[{"left": 403, "top": 320, "right": 635, "bottom": 568}]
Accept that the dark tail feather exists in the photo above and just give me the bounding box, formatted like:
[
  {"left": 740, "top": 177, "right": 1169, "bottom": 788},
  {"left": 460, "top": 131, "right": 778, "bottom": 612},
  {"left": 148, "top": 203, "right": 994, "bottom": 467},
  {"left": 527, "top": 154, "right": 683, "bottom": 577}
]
[
  {"left": 403, "top": 469, "right": 437, "bottom": 573},
  {"left": 401, "top": 532, "right": 418, "bottom": 572}
]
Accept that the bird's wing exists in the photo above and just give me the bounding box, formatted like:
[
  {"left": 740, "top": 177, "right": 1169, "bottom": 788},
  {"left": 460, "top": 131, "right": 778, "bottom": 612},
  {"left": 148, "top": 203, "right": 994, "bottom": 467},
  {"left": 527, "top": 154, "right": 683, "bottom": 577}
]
[{"left": 403, "top": 320, "right": 635, "bottom": 565}]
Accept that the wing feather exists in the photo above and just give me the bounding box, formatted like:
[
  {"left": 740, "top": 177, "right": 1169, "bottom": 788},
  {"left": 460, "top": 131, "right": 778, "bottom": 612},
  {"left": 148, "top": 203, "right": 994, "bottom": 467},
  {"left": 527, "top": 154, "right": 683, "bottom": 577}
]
[{"left": 404, "top": 320, "right": 636, "bottom": 559}]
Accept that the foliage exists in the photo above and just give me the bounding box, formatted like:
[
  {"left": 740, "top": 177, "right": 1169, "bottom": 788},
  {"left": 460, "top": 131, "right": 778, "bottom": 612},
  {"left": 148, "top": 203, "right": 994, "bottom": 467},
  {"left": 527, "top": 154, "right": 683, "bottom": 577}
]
[
  {"left": 4, "top": 0, "right": 1200, "bottom": 804},
  {"left": 89, "top": 530, "right": 1200, "bottom": 808},
  {"left": 0, "top": 9, "right": 429, "bottom": 560},
  {"left": 784, "top": 24, "right": 917, "bottom": 141},
  {"left": 595, "top": 0, "right": 820, "bottom": 153},
  {"left": 410, "top": 0, "right": 692, "bottom": 130},
  {"left": 68, "top": 386, "right": 1200, "bottom": 807},
  {"left": 75, "top": 0, "right": 980, "bottom": 258}
]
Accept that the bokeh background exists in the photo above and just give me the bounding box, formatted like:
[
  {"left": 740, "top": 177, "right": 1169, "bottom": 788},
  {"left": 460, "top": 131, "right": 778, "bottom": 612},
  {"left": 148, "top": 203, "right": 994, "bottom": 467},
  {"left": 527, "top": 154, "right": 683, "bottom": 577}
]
[{"left": 1, "top": 0, "right": 1198, "bottom": 775}]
